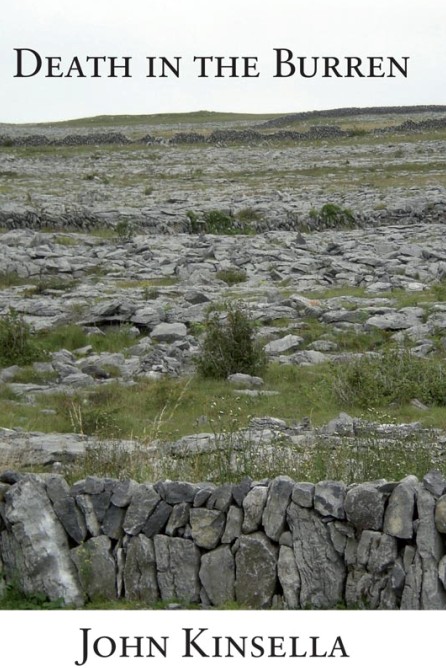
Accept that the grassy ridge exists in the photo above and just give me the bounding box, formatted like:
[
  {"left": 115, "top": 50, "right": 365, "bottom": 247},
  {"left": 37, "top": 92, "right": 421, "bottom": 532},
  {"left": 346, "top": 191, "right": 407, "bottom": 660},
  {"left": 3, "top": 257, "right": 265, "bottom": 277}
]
[{"left": 27, "top": 111, "right": 284, "bottom": 128}]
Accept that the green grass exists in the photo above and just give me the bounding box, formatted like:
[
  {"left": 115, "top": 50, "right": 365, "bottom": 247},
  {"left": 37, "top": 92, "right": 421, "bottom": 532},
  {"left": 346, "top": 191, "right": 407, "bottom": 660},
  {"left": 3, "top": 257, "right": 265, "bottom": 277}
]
[
  {"left": 333, "top": 348, "right": 446, "bottom": 409},
  {"left": 11, "top": 367, "right": 58, "bottom": 384},
  {"left": 27, "top": 110, "right": 283, "bottom": 129},
  {"left": 331, "top": 328, "right": 393, "bottom": 352},
  {"left": 3, "top": 346, "right": 446, "bottom": 442},
  {"left": 52, "top": 235, "right": 79, "bottom": 246},
  {"left": 34, "top": 323, "right": 140, "bottom": 355},
  {"left": 0, "top": 584, "right": 65, "bottom": 610}
]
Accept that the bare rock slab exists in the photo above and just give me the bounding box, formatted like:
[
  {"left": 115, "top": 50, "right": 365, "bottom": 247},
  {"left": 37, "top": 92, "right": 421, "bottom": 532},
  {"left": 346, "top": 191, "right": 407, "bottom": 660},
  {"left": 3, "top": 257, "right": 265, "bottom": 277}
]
[
  {"left": 288, "top": 502, "right": 346, "bottom": 608},
  {"left": 235, "top": 532, "right": 278, "bottom": 608},
  {"left": 71, "top": 535, "right": 116, "bottom": 601},
  {"left": 200, "top": 545, "right": 235, "bottom": 606},
  {"left": 3, "top": 478, "right": 84, "bottom": 606},
  {"left": 124, "top": 534, "right": 159, "bottom": 603},
  {"left": 154, "top": 535, "right": 201, "bottom": 604},
  {"left": 344, "top": 483, "right": 385, "bottom": 531}
]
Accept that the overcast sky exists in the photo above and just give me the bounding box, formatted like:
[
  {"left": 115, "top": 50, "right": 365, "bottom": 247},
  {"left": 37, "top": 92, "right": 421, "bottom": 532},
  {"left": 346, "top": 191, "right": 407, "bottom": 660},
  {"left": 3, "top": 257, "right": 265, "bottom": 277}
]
[{"left": 1, "top": 0, "right": 445, "bottom": 123}]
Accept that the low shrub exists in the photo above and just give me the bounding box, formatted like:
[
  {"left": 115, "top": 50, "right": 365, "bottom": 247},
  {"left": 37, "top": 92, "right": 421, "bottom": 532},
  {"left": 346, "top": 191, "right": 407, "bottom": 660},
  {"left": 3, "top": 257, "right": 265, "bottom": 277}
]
[
  {"left": 215, "top": 268, "right": 247, "bottom": 285},
  {"left": 196, "top": 302, "right": 267, "bottom": 379},
  {"left": 0, "top": 310, "right": 41, "bottom": 367},
  {"left": 309, "top": 203, "right": 355, "bottom": 228}
]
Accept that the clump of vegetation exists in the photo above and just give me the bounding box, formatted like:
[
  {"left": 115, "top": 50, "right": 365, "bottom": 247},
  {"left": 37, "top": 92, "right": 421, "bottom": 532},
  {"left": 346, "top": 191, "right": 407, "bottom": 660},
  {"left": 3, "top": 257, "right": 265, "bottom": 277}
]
[
  {"left": 215, "top": 268, "right": 247, "bottom": 286},
  {"left": 309, "top": 203, "right": 355, "bottom": 228},
  {"left": 34, "top": 323, "right": 139, "bottom": 355},
  {"left": 115, "top": 221, "right": 134, "bottom": 241},
  {"left": 236, "top": 207, "right": 262, "bottom": 223},
  {"left": 25, "top": 275, "right": 78, "bottom": 295},
  {"left": 186, "top": 209, "right": 253, "bottom": 235},
  {"left": 0, "top": 272, "right": 29, "bottom": 289},
  {"left": 196, "top": 302, "right": 267, "bottom": 379},
  {"left": 0, "top": 583, "right": 65, "bottom": 610},
  {"left": 0, "top": 310, "right": 41, "bottom": 367},
  {"left": 333, "top": 348, "right": 446, "bottom": 408},
  {"left": 83, "top": 172, "right": 110, "bottom": 184}
]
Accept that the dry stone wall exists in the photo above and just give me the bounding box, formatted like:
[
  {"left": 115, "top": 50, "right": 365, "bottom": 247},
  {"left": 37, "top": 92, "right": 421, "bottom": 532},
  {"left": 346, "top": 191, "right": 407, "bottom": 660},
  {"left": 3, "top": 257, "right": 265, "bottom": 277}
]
[
  {"left": 1, "top": 200, "right": 445, "bottom": 235},
  {"left": 1, "top": 470, "right": 446, "bottom": 609}
]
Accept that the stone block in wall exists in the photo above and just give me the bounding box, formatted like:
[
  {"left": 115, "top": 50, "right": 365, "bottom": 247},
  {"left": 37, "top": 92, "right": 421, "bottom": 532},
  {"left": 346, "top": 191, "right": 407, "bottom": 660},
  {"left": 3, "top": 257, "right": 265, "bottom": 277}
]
[
  {"left": 206, "top": 483, "right": 233, "bottom": 512},
  {"left": 111, "top": 479, "right": 139, "bottom": 507},
  {"left": 328, "top": 522, "right": 353, "bottom": 557},
  {"left": 416, "top": 486, "right": 446, "bottom": 609},
  {"left": 417, "top": 486, "right": 443, "bottom": 561},
  {"left": 189, "top": 508, "right": 226, "bottom": 549},
  {"left": 279, "top": 531, "right": 293, "bottom": 547},
  {"left": 193, "top": 484, "right": 216, "bottom": 508},
  {"left": 3, "top": 478, "right": 84, "bottom": 606},
  {"left": 102, "top": 504, "right": 126, "bottom": 540},
  {"left": 71, "top": 536, "right": 116, "bottom": 601},
  {"left": 278, "top": 545, "right": 300, "bottom": 609},
  {"left": 416, "top": 485, "right": 444, "bottom": 561},
  {"left": 165, "top": 502, "right": 190, "bottom": 537},
  {"left": 143, "top": 501, "right": 172, "bottom": 538},
  {"left": 287, "top": 502, "right": 346, "bottom": 608},
  {"left": 234, "top": 532, "right": 278, "bottom": 608},
  {"left": 75, "top": 494, "right": 101, "bottom": 536},
  {"left": 400, "top": 547, "right": 422, "bottom": 610},
  {"left": 123, "top": 484, "right": 161, "bottom": 535},
  {"left": 45, "top": 474, "right": 70, "bottom": 504},
  {"left": 420, "top": 557, "right": 446, "bottom": 610},
  {"left": 314, "top": 481, "right": 346, "bottom": 519},
  {"left": 344, "top": 483, "right": 385, "bottom": 531},
  {"left": 435, "top": 495, "right": 446, "bottom": 533},
  {"left": 200, "top": 545, "right": 235, "bottom": 606},
  {"left": 262, "top": 476, "right": 293, "bottom": 542},
  {"left": 157, "top": 481, "right": 198, "bottom": 505},
  {"left": 221, "top": 505, "right": 243, "bottom": 544},
  {"left": 53, "top": 496, "right": 87, "bottom": 544},
  {"left": 0, "top": 484, "right": 10, "bottom": 531},
  {"left": 83, "top": 476, "right": 106, "bottom": 495},
  {"left": 154, "top": 535, "right": 201, "bottom": 604},
  {"left": 357, "top": 530, "right": 398, "bottom": 574},
  {"left": 439, "top": 555, "right": 446, "bottom": 590},
  {"left": 423, "top": 470, "right": 446, "bottom": 498},
  {"left": 124, "top": 535, "right": 159, "bottom": 603},
  {"left": 232, "top": 477, "right": 252, "bottom": 507},
  {"left": 291, "top": 482, "right": 314, "bottom": 508},
  {"left": 242, "top": 485, "right": 268, "bottom": 533},
  {"left": 90, "top": 490, "right": 112, "bottom": 523},
  {"left": 383, "top": 475, "right": 417, "bottom": 539}
]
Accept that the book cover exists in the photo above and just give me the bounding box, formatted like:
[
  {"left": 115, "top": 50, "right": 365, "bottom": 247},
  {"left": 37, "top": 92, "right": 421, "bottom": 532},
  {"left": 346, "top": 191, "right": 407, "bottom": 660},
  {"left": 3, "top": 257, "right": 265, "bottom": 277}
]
[{"left": 0, "top": 0, "right": 445, "bottom": 665}]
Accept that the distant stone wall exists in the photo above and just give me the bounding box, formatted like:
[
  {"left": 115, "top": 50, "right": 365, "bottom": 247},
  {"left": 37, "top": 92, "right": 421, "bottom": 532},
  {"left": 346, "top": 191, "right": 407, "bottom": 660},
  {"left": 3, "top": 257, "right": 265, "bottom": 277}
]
[
  {"left": 0, "top": 200, "right": 445, "bottom": 235},
  {"left": 1, "top": 110, "right": 446, "bottom": 148},
  {"left": 1, "top": 470, "right": 446, "bottom": 609}
]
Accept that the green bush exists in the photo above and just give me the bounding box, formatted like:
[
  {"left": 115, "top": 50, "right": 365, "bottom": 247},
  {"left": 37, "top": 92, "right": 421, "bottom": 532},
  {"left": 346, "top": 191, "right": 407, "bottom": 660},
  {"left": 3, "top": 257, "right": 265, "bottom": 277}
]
[
  {"left": 309, "top": 203, "right": 355, "bottom": 228},
  {"left": 115, "top": 221, "right": 134, "bottom": 241},
  {"left": 215, "top": 268, "right": 247, "bottom": 285},
  {"left": 0, "top": 310, "right": 41, "bottom": 367},
  {"left": 196, "top": 302, "right": 267, "bottom": 379}
]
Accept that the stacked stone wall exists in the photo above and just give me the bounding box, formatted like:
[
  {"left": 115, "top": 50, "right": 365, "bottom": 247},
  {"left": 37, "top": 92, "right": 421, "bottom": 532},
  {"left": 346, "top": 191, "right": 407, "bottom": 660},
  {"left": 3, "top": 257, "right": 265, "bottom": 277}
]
[{"left": 1, "top": 470, "right": 446, "bottom": 609}]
